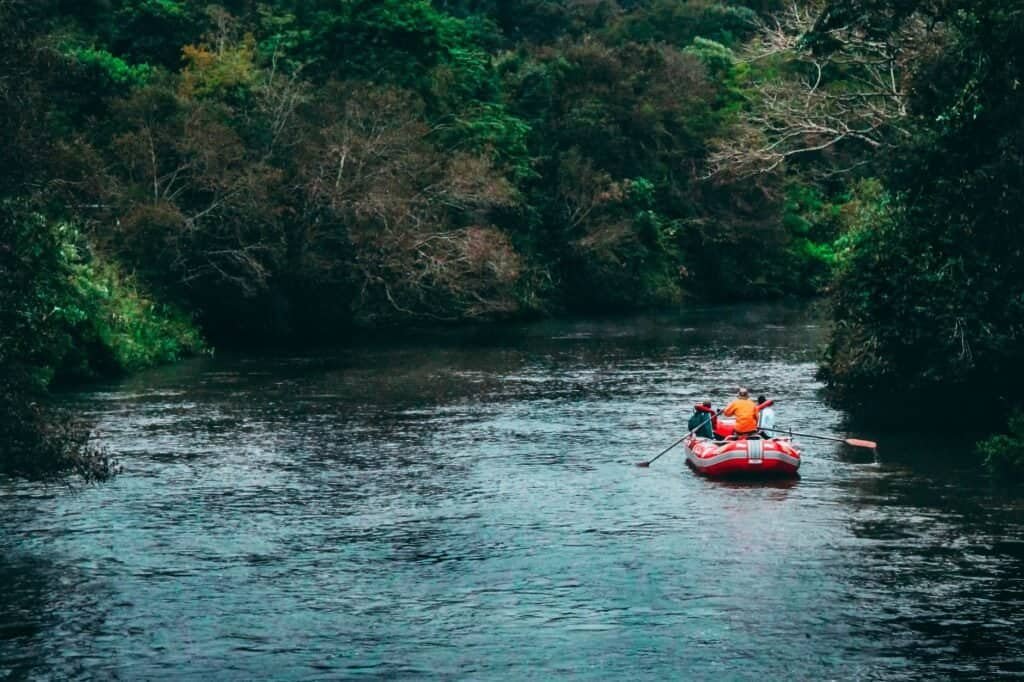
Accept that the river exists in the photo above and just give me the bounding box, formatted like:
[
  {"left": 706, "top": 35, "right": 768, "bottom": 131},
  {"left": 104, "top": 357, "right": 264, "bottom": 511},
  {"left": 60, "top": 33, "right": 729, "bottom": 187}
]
[{"left": 2, "top": 303, "right": 1023, "bottom": 680}]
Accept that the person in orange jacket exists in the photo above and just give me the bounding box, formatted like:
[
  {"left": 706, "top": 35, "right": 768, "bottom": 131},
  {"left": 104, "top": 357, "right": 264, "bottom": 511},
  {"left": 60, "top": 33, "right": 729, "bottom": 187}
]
[{"left": 723, "top": 387, "right": 759, "bottom": 437}]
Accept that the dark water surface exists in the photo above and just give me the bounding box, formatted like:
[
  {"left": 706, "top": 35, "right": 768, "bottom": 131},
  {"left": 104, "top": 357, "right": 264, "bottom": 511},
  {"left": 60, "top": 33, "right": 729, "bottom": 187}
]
[{"left": 3, "top": 304, "right": 1024, "bottom": 680}]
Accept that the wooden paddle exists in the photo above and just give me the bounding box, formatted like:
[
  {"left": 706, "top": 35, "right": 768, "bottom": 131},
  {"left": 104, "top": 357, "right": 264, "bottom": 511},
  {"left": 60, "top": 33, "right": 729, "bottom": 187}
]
[
  {"left": 764, "top": 428, "right": 877, "bottom": 450},
  {"left": 636, "top": 410, "right": 720, "bottom": 468}
]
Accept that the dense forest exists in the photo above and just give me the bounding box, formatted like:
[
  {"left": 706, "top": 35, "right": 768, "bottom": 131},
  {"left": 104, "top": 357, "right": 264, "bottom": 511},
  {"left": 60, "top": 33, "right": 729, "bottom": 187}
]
[{"left": 2, "top": 0, "right": 1023, "bottom": 479}]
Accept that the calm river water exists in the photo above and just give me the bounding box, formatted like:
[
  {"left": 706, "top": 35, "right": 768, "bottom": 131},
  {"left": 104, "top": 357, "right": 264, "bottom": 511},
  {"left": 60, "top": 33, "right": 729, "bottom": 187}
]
[{"left": 3, "top": 303, "right": 1024, "bottom": 680}]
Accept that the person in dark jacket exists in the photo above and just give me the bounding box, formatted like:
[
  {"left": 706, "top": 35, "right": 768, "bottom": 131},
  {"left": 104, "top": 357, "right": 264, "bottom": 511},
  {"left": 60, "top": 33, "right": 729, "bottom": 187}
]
[{"left": 688, "top": 401, "right": 716, "bottom": 439}]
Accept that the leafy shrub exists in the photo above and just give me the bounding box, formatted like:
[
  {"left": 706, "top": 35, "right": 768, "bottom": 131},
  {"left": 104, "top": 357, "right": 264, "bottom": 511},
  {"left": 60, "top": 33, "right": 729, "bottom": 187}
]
[
  {"left": 978, "top": 411, "right": 1024, "bottom": 480},
  {"left": 778, "top": 183, "right": 847, "bottom": 294},
  {"left": 67, "top": 47, "right": 153, "bottom": 87},
  {"left": 609, "top": 0, "right": 759, "bottom": 48},
  {"left": 1, "top": 203, "right": 202, "bottom": 479},
  {"left": 6, "top": 217, "right": 207, "bottom": 381},
  {"left": 66, "top": 252, "right": 206, "bottom": 376}
]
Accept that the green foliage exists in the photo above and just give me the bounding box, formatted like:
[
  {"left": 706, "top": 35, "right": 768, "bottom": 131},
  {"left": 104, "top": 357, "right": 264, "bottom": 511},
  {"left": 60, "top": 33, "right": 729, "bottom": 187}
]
[
  {"left": 628, "top": 177, "right": 657, "bottom": 210},
  {"left": 4, "top": 0, "right": 863, "bottom": 354},
  {"left": 609, "top": 0, "right": 760, "bottom": 49},
  {"left": 0, "top": 206, "right": 204, "bottom": 383},
  {"left": 66, "top": 47, "right": 153, "bottom": 87},
  {"left": 822, "top": 1, "right": 1024, "bottom": 404},
  {"left": 108, "top": 0, "right": 200, "bottom": 67},
  {"left": 1, "top": 204, "right": 78, "bottom": 388},
  {"left": 820, "top": 179, "right": 901, "bottom": 394},
  {"left": 437, "top": 102, "right": 533, "bottom": 180},
  {"left": 684, "top": 37, "right": 736, "bottom": 74},
  {"left": 684, "top": 38, "right": 751, "bottom": 116},
  {"left": 66, "top": 246, "right": 207, "bottom": 376},
  {"left": 0, "top": 204, "right": 111, "bottom": 480},
  {"left": 288, "top": 1, "right": 481, "bottom": 88},
  {"left": 181, "top": 38, "right": 259, "bottom": 100},
  {"left": 978, "top": 411, "right": 1024, "bottom": 481},
  {"left": 779, "top": 183, "right": 846, "bottom": 294}
]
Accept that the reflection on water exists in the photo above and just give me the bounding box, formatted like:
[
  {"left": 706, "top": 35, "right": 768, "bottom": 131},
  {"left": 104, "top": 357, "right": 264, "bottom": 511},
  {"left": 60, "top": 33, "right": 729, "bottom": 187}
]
[{"left": 2, "top": 303, "right": 1023, "bottom": 679}]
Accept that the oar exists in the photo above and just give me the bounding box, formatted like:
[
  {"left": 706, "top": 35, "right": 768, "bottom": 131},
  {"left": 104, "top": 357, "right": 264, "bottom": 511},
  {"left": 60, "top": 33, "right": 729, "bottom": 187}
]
[
  {"left": 636, "top": 410, "right": 720, "bottom": 468},
  {"left": 764, "top": 428, "right": 877, "bottom": 450}
]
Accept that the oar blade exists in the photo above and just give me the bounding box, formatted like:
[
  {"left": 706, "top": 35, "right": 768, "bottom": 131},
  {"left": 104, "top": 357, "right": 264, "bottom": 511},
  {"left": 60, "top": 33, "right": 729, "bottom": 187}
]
[
  {"left": 635, "top": 461, "right": 651, "bottom": 468},
  {"left": 845, "top": 438, "right": 878, "bottom": 449}
]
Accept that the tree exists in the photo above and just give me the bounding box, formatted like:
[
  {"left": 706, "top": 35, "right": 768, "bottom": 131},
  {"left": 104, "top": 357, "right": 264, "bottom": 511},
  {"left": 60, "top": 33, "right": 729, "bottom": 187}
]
[
  {"left": 706, "top": 0, "right": 923, "bottom": 180},
  {"left": 295, "top": 83, "right": 522, "bottom": 323},
  {"left": 821, "top": 0, "right": 1024, "bottom": 406}
]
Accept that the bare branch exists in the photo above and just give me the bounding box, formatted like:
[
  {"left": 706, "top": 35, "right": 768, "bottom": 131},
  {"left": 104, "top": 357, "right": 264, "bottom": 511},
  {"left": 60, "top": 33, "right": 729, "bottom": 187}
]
[{"left": 706, "top": 0, "right": 929, "bottom": 180}]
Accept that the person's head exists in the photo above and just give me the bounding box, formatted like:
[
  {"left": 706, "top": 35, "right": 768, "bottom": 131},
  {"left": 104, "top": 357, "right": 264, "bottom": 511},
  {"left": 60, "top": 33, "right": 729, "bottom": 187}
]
[
  {"left": 702, "top": 400, "right": 712, "bottom": 409},
  {"left": 738, "top": 387, "right": 749, "bottom": 399},
  {"left": 757, "top": 395, "right": 767, "bottom": 405}
]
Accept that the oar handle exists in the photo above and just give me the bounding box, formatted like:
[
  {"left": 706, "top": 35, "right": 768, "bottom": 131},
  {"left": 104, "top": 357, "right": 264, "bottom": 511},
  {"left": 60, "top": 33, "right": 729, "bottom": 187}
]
[
  {"left": 763, "top": 427, "right": 843, "bottom": 443},
  {"left": 639, "top": 409, "right": 722, "bottom": 467},
  {"left": 763, "top": 427, "right": 877, "bottom": 449}
]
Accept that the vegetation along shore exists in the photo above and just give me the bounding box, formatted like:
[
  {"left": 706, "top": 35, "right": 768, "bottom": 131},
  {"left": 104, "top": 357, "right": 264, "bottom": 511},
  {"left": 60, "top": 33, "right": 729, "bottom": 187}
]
[{"left": 2, "top": 0, "right": 1023, "bottom": 480}]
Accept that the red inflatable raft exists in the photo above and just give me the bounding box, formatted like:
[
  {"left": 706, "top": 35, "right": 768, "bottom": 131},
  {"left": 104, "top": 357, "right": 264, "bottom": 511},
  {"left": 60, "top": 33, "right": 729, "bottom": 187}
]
[{"left": 684, "top": 435, "right": 801, "bottom": 478}]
